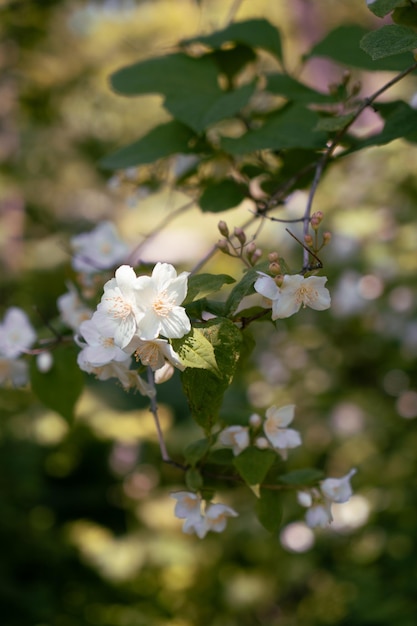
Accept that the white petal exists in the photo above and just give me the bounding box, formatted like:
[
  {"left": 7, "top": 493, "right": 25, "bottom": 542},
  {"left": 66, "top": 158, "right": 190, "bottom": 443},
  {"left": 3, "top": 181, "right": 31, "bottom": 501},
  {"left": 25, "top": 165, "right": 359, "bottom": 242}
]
[
  {"left": 265, "top": 404, "right": 295, "bottom": 428},
  {"left": 158, "top": 307, "right": 191, "bottom": 339},
  {"left": 254, "top": 273, "right": 280, "bottom": 300}
]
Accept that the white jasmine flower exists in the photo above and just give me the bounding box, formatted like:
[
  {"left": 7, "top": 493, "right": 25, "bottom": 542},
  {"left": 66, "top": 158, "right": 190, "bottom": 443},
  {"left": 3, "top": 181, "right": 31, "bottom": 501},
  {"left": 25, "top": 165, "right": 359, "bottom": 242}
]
[
  {"left": 297, "top": 490, "right": 313, "bottom": 508},
  {"left": 128, "top": 336, "right": 185, "bottom": 372},
  {"left": 171, "top": 491, "right": 203, "bottom": 520},
  {"left": 255, "top": 273, "right": 331, "bottom": 319},
  {"left": 71, "top": 221, "right": 129, "bottom": 274},
  {"left": 154, "top": 362, "right": 175, "bottom": 384},
  {"left": 0, "top": 307, "right": 36, "bottom": 359},
  {"left": 263, "top": 404, "right": 302, "bottom": 457},
  {"left": 255, "top": 436, "right": 270, "bottom": 450},
  {"left": 95, "top": 265, "right": 144, "bottom": 349},
  {"left": 219, "top": 425, "right": 250, "bottom": 456},
  {"left": 204, "top": 502, "right": 238, "bottom": 533},
  {"left": 57, "top": 285, "right": 92, "bottom": 331},
  {"left": 77, "top": 354, "right": 154, "bottom": 397},
  {"left": 320, "top": 469, "right": 357, "bottom": 503},
  {"left": 77, "top": 315, "right": 129, "bottom": 366},
  {"left": 134, "top": 262, "right": 190, "bottom": 340},
  {"left": 305, "top": 502, "right": 333, "bottom": 528}
]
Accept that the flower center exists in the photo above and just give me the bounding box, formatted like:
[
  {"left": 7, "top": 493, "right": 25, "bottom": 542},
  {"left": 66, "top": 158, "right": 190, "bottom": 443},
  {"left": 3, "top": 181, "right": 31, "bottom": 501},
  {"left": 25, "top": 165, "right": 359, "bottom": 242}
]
[
  {"left": 152, "top": 291, "right": 174, "bottom": 317},
  {"left": 135, "top": 342, "right": 160, "bottom": 369},
  {"left": 297, "top": 285, "right": 318, "bottom": 307},
  {"left": 108, "top": 295, "right": 133, "bottom": 320}
]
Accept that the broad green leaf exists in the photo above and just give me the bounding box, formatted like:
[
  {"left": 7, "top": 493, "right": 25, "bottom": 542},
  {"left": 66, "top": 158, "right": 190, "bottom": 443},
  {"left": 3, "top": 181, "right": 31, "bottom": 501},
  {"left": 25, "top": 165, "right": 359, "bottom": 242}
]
[
  {"left": 367, "top": 0, "right": 408, "bottom": 18},
  {"left": 99, "top": 121, "right": 196, "bottom": 169},
  {"left": 279, "top": 468, "right": 324, "bottom": 486},
  {"left": 360, "top": 24, "right": 417, "bottom": 60},
  {"left": 393, "top": 6, "right": 417, "bottom": 28},
  {"left": 212, "top": 44, "right": 257, "bottom": 81},
  {"left": 171, "top": 328, "right": 220, "bottom": 375},
  {"left": 206, "top": 448, "right": 234, "bottom": 465},
  {"left": 255, "top": 489, "right": 284, "bottom": 533},
  {"left": 111, "top": 52, "right": 219, "bottom": 96},
  {"left": 184, "top": 438, "right": 212, "bottom": 466},
  {"left": 315, "top": 113, "right": 356, "bottom": 132},
  {"left": 185, "top": 273, "right": 235, "bottom": 304},
  {"left": 233, "top": 447, "right": 276, "bottom": 485},
  {"left": 182, "top": 18, "right": 283, "bottom": 61},
  {"left": 30, "top": 346, "right": 84, "bottom": 421},
  {"left": 165, "top": 82, "right": 256, "bottom": 133},
  {"left": 179, "top": 318, "right": 242, "bottom": 431},
  {"left": 307, "top": 24, "right": 414, "bottom": 70},
  {"left": 199, "top": 179, "right": 247, "bottom": 213},
  {"left": 185, "top": 467, "right": 204, "bottom": 491},
  {"left": 221, "top": 105, "right": 327, "bottom": 155},
  {"left": 266, "top": 73, "right": 336, "bottom": 104}
]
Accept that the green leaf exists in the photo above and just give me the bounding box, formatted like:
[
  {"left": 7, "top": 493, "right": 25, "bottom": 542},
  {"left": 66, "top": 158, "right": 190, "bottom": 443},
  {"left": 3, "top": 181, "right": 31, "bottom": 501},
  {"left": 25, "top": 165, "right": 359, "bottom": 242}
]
[
  {"left": 221, "top": 105, "right": 327, "bottom": 155},
  {"left": 171, "top": 328, "right": 220, "bottom": 375},
  {"left": 212, "top": 45, "right": 257, "bottom": 81},
  {"left": 255, "top": 489, "right": 284, "bottom": 533},
  {"left": 199, "top": 179, "right": 247, "bottom": 213},
  {"left": 206, "top": 448, "right": 235, "bottom": 465},
  {"left": 184, "top": 438, "right": 212, "bottom": 466},
  {"left": 185, "top": 273, "right": 235, "bottom": 304},
  {"left": 393, "top": 6, "right": 417, "bottom": 28},
  {"left": 186, "top": 467, "right": 204, "bottom": 491},
  {"left": 30, "top": 346, "right": 84, "bottom": 421},
  {"left": 182, "top": 18, "right": 283, "bottom": 61},
  {"left": 315, "top": 113, "right": 356, "bottom": 132},
  {"left": 307, "top": 24, "right": 414, "bottom": 70},
  {"left": 360, "top": 24, "right": 417, "bottom": 60},
  {"left": 233, "top": 447, "right": 276, "bottom": 485},
  {"left": 99, "top": 121, "right": 196, "bottom": 169},
  {"left": 266, "top": 73, "right": 336, "bottom": 104},
  {"left": 279, "top": 468, "right": 324, "bottom": 486},
  {"left": 367, "top": 0, "right": 409, "bottom": 18},
  {"left": 179, "top": 318, "right": 242, "bottom": 431}
]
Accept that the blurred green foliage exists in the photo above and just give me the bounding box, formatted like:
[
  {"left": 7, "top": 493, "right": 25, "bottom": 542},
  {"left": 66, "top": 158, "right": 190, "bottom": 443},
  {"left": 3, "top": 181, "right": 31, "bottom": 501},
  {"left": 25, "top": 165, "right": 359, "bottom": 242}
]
[{"left": 1, "top": 1, "right": 417, "bottom": 625}]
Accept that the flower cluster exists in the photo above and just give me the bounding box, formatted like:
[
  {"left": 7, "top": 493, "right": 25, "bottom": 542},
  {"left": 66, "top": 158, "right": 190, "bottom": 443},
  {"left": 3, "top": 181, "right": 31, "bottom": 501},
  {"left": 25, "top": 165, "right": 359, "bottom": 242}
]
[
  {"left": 171, "top": 491, "right": 238, "bottom": 539},
  {"left": 0, "top": 307, "right": 36, "bottom": 387},
  {"left": 70, "top": 221, "right": 129, "bottom": 275},
  {"left": 298, "top": 469, "right": 357, "bottom": 528},
  {"left": 76, "top": 262, "right": 190, "bottom": 394},
  {"left": 219, "top": 404, "right": 302, "bottom": 460},
  {"left": 254, "top": 273, "right": 331, "bottom": 320}
]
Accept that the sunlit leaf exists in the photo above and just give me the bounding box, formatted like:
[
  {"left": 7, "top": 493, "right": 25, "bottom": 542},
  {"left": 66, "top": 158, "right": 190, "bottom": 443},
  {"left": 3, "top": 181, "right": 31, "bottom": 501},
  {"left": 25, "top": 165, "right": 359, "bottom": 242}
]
[
  {"left": 360, "top": 24, "right": 417, "bottom": 59},
  {"left": 185, "top": 273, "right": 235, "bottom": 304},
  {"left": 172, "top": 328, "right": 220, "bottom": 375}
]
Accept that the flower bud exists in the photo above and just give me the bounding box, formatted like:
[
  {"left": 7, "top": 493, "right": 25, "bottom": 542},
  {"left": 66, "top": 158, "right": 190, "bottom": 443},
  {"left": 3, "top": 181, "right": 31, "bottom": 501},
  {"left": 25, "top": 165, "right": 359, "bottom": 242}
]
[
  {"left": 217, "top": 239, "right": 230, "bottom": 253},
  {"left": 351, "top": 81, "right": 361, "bottom": 96},
  {"left": 304, "top": 234, "right": 313, "bottom": 246},
  {"left": 269, "top": 261, "right": 281, "bottom": 275},
  {"left": 342, "top": 69, "right": 351, "bottom": 85},
  {"left": 218, "top": 220, "right": 229, "bottom": 237},
  {"left": 251, "top": 248, "right": 262, "bottom": 264},
  {"left": 255, "top": 436, "right": 269, "bottom": 450},
  {"left": 268, "top": 251, "right": 279, "bottom": 262},
  {"left": 274, "top": 274, "right": 284, "bottom": 288},
  {"left": 234, "top": 227, "right": 246, "bottom": 245},
  {"left": 249, "top": 413, "right": 262, "bottom": 428},
  {"left": 323, "top": 231, "right": 332, "bottom": 245},
  {"left": 37, "top": 351, "right": 53, "bottom": 373}
]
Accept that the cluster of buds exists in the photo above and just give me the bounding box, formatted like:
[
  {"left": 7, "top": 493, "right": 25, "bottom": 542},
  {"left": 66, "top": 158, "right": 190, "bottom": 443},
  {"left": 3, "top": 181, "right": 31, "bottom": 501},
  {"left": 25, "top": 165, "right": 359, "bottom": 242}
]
[
  {"left": 328, "top": 70, "right": 361, "bottom": 102},
  {"left": 217, "top": 221, "right": 262, "bottom": 267}
]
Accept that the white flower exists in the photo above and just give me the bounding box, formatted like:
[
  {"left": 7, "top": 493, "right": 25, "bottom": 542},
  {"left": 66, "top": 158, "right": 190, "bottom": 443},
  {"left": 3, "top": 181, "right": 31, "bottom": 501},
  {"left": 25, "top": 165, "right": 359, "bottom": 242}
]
[
  {"left": 77, "top": 354, "right": 154, "bottom": 396},
  {"left": 95, "top": 265, "right": 144, "bottom": 349},
  {"left": 128, "top": 336, "right": 185, "bottom": 372},
  {"left": 320, "top": 469, "right": 357, "bottom": 504},
  {"left": 263, "top": 404, "right": 302, "bottom": 457},
  {"left": 254, "top": 273, "right": 331, "bottom": 319},
  {"left": 0, "top": 358, "right": 29, "bottom": 387},
  {"left": 219, "top": 425, "right": 250, "bottom": 456},
  {"left": 71, "top": 221, "right": 129, "bottom": 274},
  {"left": 171, "top": 491, "right": 202, "bottom": 520},
  {"left": 0, "top": 307, "right": 36, "bottom": 359},
  {"left": 78, "top": 314, "right": 129, "bottom": 366},
  {"left": 57, "top": 285, "right": 92, "bottom": 331},
  {"left": 305, "top": 502, "right": 333, "bottom": 528},
  {"left": 134, "top": 262, "right": 190, "bottom": 340},
  {"left": 204, "top": 502, "right": 238, "bottom": 533}
]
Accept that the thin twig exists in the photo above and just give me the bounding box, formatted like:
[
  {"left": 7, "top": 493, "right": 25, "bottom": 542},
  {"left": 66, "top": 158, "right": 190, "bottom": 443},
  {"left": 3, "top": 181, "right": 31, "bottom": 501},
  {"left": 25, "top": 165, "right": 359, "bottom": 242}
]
[{"left": 224, "top": 0, "right": 245, "bottom": 26}]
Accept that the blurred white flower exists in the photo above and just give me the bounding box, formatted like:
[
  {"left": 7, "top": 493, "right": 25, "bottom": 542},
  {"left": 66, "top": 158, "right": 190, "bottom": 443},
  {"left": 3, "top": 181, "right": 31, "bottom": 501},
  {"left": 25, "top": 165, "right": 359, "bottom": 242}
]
[
  {"left": 71, "top": 221, "right": 129, "bottom": 274},
  {"left": 321, "top": 469, "right": 357, "bottom": 503},
  {"left": 171, "top": 492, "right": 238, "bottom": 539},
  {"left": 204, "top": 502, "right": 238, "bottom": 534},
  {"left": 305, "top": 502, "right": 333, "bottom": 528},
  {"left": 0, "top": 307, "right": 36, "bottom": 359},
  {"left": 255, "top": 273, "right": 330, "bottom": 319},
  {"left": 77, "top": 355, "right": 154, "bottom": 397},
  {"left": 263, "top": 404, "right": 302, "bottom": 457},
  {"left": 219, "top": 425, "right": 250, "bottom": 456},
  {"left": 57, "top": 285, "right": 92, "bottom": 331}
]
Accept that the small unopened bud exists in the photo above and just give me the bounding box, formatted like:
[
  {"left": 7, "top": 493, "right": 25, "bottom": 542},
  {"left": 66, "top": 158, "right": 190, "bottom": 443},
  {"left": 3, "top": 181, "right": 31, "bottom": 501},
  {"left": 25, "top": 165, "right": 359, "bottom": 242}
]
[
  {"left": 304, "top": 234, "right": 313, "bottom": 246},
  {"left": 274, "top": 274, "right": 284, "bottom": 287},
  {"left": 218, "top": 220, "right": 229, "bottom": 237},
  {"left": 217, "top": 239, "right": 230, "bottom": 253},
  {"left": 312, "top": 211, "right": 323, "bottom": 222},
  {"left": 342, "top": 69, "right": 351, "bottom": 86},
  {"left": 251, "top": 248, "right": 262, "bottom": 264},
  {"left": 246, "top": 241, "right": 256, "bottom": 256},
  {"left": 234, "top": 227, "right": 246, "bottom": 245},
  {"left": 37, "top": 351, "right": 53, "bottom": 373},
  {"left": 255, "top": 436, "right": 269, "bottom": 450},
  {"left": 328, "top": 83, "right": 339, "bottom": 96},
  {"left": 268, "top": 251, "right": 279, "bottom": 262},
  {"left": 323, "top": 231, "right": 332, "bottom": 244},
  {"left": 351, "top": 81, "right": 361, "bottom": 96},
  {"left": 249, "top": 413, "right": 262, "bottom": 429},
  {"left": 269, "top": 261, "right": 281, "bottom": 275}
]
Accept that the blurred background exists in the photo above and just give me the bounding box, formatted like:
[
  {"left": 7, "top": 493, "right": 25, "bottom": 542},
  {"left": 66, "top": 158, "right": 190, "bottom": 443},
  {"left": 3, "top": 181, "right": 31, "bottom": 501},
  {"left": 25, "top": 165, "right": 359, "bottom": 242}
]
[{"left": 1, "top": 1, "right": 417, "bottom": 624}]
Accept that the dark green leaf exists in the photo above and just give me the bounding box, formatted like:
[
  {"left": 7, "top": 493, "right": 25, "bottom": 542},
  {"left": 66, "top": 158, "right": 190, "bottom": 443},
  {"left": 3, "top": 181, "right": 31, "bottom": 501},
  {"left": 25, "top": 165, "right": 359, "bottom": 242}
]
[
  {"left": 30, "top": 346, "right": 84, "bottom": 421},
  {"left": 185, "top": 273, "right": 235, "bottom": 304},
  {"left": 279, "top": 468, "right": 324, "bottom": 486},
  {"left": 367, "top": 0, "right": 408, "bottom": 18},
  {"left": 360, "top": 24, "right": 417, "bottom": 59},
  {"left": 221, "top": 105, "right": 327, "bottom": 155},
  {"left": 99, "top": 121, "right": 196, "bottom": 169},
  {"left": 393, "top": 6, "right": 417, "bottom": 28},
  {"left": 266, "top": 73, "right": 336, "bottom": 103},
  {"left": 233, "top": 447, "right": 276, "bottom": 485},
  {"left": 206, "top": 448, "right": 235, "bottom": 465},
  {"left": 184, "top": 438, "right": 212, "bottom": 466},
  {"left": 186, "top": 467, "right": 204, "bottom": 491},
  {"left": 255, "top": 489, "right": 284, "bottom": 533},
  {"left": 182, "top": 18, "right": 283, "bottom": 61},
  {"left": 180, "top": 318, "right": 242, "bottom": 431},
  {"left": 308, "top": 24, "right": 414, "bottom": 70},
  {"left": 315, "top": 113, "right": 356, "bottom": 132},
  {"left": 199, "top": 179, "right": 247, "bottom": 213},
  {"left": 212, "top": 44, "right": 257, "bottom": 81}
]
